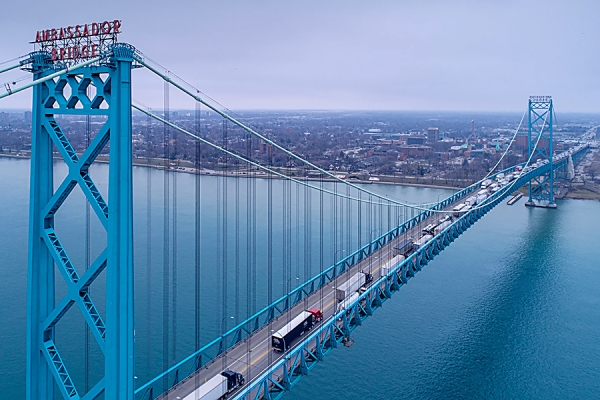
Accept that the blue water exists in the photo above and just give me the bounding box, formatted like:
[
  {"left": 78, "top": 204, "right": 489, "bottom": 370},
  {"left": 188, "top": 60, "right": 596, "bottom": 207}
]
[{"left": 1, "top": 157, "right": 599, "bottom": 399}]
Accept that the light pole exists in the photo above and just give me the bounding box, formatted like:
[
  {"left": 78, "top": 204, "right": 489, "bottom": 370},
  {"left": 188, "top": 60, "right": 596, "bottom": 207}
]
[
  {"left": 221, "top": 316, "right": 234, "bottom": 369},
  {"left": 369, "top": 229, "right": 380, "bottom": 274},
  {"left": 435, "top": 193, "right": 444, "bottom": 223},
  {"left": 333, "top": 249, "right": 346, "bottom": 313},
  {"left": 221, "top": 316, "right": 234, "bottom": 335},
  {"left": 286, "top": 276, "right": 300, "bottom": 309},
  {"left": 286, "top": 276, "right": 300, "bottom": 293}
]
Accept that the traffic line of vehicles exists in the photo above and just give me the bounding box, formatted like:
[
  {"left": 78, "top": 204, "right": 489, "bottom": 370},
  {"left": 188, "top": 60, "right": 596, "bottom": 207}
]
[
  {"left": 520, "top": 144, "right": 587, "bottom": 175},
  {"left": 271, "top": 308, "right": 323, "bottom": 352},
  {"left": 392, "top": 170, "right": 520, "bottom": 262},
  {"left": 186, "top": 148, "right": 589, "bottom": 399},
  {"left": 336, "top": 270, "right": 373, "bottom": 312},
  {"left": 185, "top": 370, "right": 245, "bottom": 400}
]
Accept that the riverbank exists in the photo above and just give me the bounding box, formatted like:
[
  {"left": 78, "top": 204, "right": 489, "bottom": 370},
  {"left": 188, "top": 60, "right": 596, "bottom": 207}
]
[
  {"left": 514, "top": 184, "right": 600, "bottom": 201},
  {"left": 0, "top": 153, "right": 464, "bottom": 191},
  {"left": 5, "top": 152, "right": 599, "bottom": 197}
]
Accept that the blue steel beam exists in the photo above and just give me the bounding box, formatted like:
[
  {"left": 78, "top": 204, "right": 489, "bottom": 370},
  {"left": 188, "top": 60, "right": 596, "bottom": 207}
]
[
  {"left": 137, "top": 157, "right": 549, "bottom": 397},
  {"left": 527, "top": 98, "right": 555, "bottom": 206},
  {"left": 230, "top": 147, "right": 588, "bottom": 400},
  {"left": 22, "top": 44, "right": 137, "bottom": 400},
  {"left": 135, "top": 174, "right": 483, "bottom": 396},
  {"left": 143, "top": 144, "right": 589, "bottom": 399},
  {"left": 0, "top": 55, "right": 102, "bottom": 100}
]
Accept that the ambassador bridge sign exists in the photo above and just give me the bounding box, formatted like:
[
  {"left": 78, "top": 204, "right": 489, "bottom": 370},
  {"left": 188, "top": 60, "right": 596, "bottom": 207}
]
[{"left": 32, "top": 20, "right": 121, "bottom": 63}]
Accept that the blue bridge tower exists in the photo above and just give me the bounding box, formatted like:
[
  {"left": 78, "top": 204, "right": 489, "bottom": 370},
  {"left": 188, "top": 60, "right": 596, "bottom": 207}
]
[
  {"left": 26, "top": 41, "right": 136, "bottom": 399},
  {"left": 525, "top": 96, "right": 556, "bottom": 208}
]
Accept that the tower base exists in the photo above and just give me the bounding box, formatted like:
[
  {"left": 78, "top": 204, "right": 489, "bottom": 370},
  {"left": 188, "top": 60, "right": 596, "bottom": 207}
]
[{"left": 524, "top": 201, "right": 557, "bottom": 209}]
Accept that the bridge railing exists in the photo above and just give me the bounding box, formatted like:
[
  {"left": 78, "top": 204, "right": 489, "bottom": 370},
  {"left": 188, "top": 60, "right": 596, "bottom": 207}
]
[
  {"left": 231, "top": 163, "right": 543, "bottom": 400},
  {"left": 135, "top": 170, "right": 500, "bottom": 398},
  {"left": 136, "top": 149, "right": 590, "bottom": 398}
]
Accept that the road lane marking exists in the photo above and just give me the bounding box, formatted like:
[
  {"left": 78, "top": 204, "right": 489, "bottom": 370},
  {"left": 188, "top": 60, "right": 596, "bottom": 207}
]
[
  {"left": 239, "top": 348, "right": 271, "bottom": 374},
  {"left": 171, "top": 216, "right": 451, "bottom": 395}
]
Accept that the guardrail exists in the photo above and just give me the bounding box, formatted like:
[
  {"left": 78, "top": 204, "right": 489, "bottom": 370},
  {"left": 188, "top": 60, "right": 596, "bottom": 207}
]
[{"left": 138, "top": 147, "right": 588, "bottom": 399}]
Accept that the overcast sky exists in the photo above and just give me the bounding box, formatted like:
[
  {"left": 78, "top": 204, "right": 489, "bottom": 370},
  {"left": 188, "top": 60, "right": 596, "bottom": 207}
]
[{"left": 1, "top": 0, "right": 599, "bottom": 112}]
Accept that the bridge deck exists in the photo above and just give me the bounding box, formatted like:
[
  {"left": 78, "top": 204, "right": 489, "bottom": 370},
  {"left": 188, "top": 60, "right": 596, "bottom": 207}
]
[
  {"left": 160, "top": 194, "right": 463, "bottom": 399},
  {"left": 154, "top": 144, "right": 588, "bottom": 400}
]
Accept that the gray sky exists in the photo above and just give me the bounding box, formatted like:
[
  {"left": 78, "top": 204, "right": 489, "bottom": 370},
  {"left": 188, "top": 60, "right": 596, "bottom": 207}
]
[{"left": 1, "top": 0, "right": 599, "bottom": 112}]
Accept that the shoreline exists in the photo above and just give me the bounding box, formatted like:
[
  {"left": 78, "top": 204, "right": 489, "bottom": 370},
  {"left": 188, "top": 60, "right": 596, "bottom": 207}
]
[
  {"left": 3, "top": 153, "right": 599, "bottom": 199},
  {"left": 0, "top": 153, "right": 464, "bottom": 191}
]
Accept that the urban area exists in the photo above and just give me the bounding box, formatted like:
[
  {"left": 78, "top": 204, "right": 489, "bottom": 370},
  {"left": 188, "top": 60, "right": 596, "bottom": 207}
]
[{"left": 1, "top": 109, "right": 599, "bottom": 198}]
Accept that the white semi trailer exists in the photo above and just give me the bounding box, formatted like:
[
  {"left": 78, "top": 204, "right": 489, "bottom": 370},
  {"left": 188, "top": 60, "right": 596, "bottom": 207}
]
[{"left": 183, "top": 370, "right": 244, "bottom": 400}]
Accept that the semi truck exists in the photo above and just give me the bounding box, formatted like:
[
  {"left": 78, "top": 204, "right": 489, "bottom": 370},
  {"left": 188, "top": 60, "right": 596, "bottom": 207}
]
[
  {"left": 422, "top": 223, "right": 437, "bottom": 235},
  {"left": 271, "top": 308, "right": 323, "bottom": 352},
  {"left": 339, "top": 291, "right": 360, "bottom": 311},
  {"left": 452, "top": 203, "right": 467, "bottom": 217},
  {"left": 433, "top": 220, "right": 452, "bottom": 235},
  {"left": 465, "top": 196, "right": 478, "bottom": 206},
  {"left": 413, "top": 234, "right": 433, "bottom": 251},
  {"left": 393, "top": 238, "right": 414, "bottom": 256},
  {"left": 379, "top": 254, "right": 405, "bottom": 277},
  {"left": 183, "top": 370, "right": 244, "bottom": 400},
  {"left": 334, "top": 271, "right": 372, "bottom": 301}
]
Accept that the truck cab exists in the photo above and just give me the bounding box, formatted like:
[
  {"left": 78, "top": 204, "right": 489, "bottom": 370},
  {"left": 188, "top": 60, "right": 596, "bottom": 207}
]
[
  {"left": 308, "top": 308, "right": 323, "bottom": 322},
  {"left": 221, "top": 370, "right": 245, "bottom": 392}
]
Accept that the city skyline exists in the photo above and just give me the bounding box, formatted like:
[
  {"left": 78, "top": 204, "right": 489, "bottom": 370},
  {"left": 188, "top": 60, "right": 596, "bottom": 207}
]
[{"left": 1, "top": 1, "right": 599, "bottom": 112}]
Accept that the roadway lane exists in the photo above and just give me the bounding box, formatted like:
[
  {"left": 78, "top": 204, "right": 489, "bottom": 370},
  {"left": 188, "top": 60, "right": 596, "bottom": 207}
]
[{"left": 160, "top": 202, "right": 459, "bottom": 400}]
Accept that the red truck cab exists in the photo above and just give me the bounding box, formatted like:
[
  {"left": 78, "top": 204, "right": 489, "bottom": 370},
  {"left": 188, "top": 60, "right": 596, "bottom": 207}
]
[{"left": 308, "top": 308, "right": 323, "bottom": 322}]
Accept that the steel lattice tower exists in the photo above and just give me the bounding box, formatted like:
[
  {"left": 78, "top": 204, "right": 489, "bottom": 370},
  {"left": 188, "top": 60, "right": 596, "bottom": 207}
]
[
  {"left": 525, "top": 96, "right": 556, "bottom": 208},
  {"left": 26, "top": 43, "right": 136, "bottom": 399}
]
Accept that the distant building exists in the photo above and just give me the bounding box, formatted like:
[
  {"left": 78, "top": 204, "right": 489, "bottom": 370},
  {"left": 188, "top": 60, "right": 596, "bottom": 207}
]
[
  {"left": 434, "top": 152, "right": 450, "bottom": 161},
  {"left": 407, "top": 136, "right": 427, "bottom": 145},
  {"left": 515, "top": 133, "right": 550, "bottom": 156},
  {"left": 24, "top": 111, "right": 32, "bottom": 121},
  {"left": 399, "top": 145, "right": 433, "bottom": 158},
  {"left": 0, "top": 112, "right": 8, "bottom": 125},
  {"left": 427, "top": 127, "right": 440, "bottom": 142}
]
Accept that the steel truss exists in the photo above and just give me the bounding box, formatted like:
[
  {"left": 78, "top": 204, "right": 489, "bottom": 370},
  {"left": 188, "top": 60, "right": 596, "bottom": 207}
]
[
  {"left": 230, "top": 150, "right": 587, "bottom": 400},
  {"left": 27, "top": 44, "right": 136, "bottom": 400},
  {"left": 136, "top": 170, "right": 485, "bottom": 397},
  {"left": 137, "top": 145, "right": 588, "bottom": 399},
  {"left": 527, "top": 98, "right": 555, "bottom": 207}
]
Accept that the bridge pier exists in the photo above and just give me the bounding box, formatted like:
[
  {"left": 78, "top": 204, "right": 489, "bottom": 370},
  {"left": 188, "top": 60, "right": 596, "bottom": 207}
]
[{"left": 524, "top": 201, "right": 557, "bottom": 209}]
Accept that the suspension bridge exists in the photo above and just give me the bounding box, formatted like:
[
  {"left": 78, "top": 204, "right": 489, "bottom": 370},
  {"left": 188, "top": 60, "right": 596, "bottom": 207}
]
[{"left": 0, "top": 26, "right": 590, "bottom": 400}]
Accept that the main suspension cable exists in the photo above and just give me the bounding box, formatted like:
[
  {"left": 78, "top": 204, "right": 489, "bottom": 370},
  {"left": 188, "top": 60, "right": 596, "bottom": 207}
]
[
  {"left": 133, "top": 52, "right": 461, "bottom": 210},
  {"left": 132, "top": 103, "right": 468, "bottom": 213}
]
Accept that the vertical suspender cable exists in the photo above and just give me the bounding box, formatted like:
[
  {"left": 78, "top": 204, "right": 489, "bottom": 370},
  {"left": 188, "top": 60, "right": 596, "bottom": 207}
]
[
  {"left": 171, "top": 102, "right": 178, "bottom": 365},
  {"left": 295, "top": 173, "right": 300, "bottom": 292},
  {"left": 222, "top": 120, "right": 228, "bottom": 330},
  {"left": 287, "top": 157, "right": 292, "bottom": 300},
  {"left": 145, "top": 111, "right": 153, "bottom": 377},
  {"left": 171, "top": 101, "right": 181, "bottom": 364},
  {"left": 245, "top": 130, "right": 252, "bottom": 319},
  {"left": 267, "top": 138, "right": 273, "bottom": 365},
  {"left": 331, "top": 182, "right": 337, "bottom": 279},
  {"left": 282, "top": 163, "right": 288, "bottom": 304},
  {"left": 251, "top": 138, "right": 257, "bottom": 317},
  {"left": 346, "top": 184, "right": 351, "bottom": 264},
  {"left": 162, "top": 80, "right": 170, "bottom": 390},
  {"left": 194, "top": 100, "right": 201, "bottom": 363},
  {"left": 358, "top": 191, "right": 362, "bottom": 250},
  {"left": 84, "top": 102, "right": 91, "bottom": 393},
  {"left": 235, "top": 128, "right": 240, "bottom": 323},
  {"left": 145, "top": 111, "right": 153, "bottom": 380},
  {"left": 303, "top": 166, "right": 310, "bottom": 309},
  {"left": 319, "top": 175, "right": 324, "bottom": 309},
  {"left": 245, "top": 125, "right": 252, "bottom": 377},
  {"left": 216, "top": 130, "right": 222, "bottom": 337}
]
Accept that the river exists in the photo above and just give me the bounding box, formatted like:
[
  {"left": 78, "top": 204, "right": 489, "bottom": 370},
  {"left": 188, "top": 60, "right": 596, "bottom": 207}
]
[{"left": 1, "top": 157, "right": 599, "bottom": 399}]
